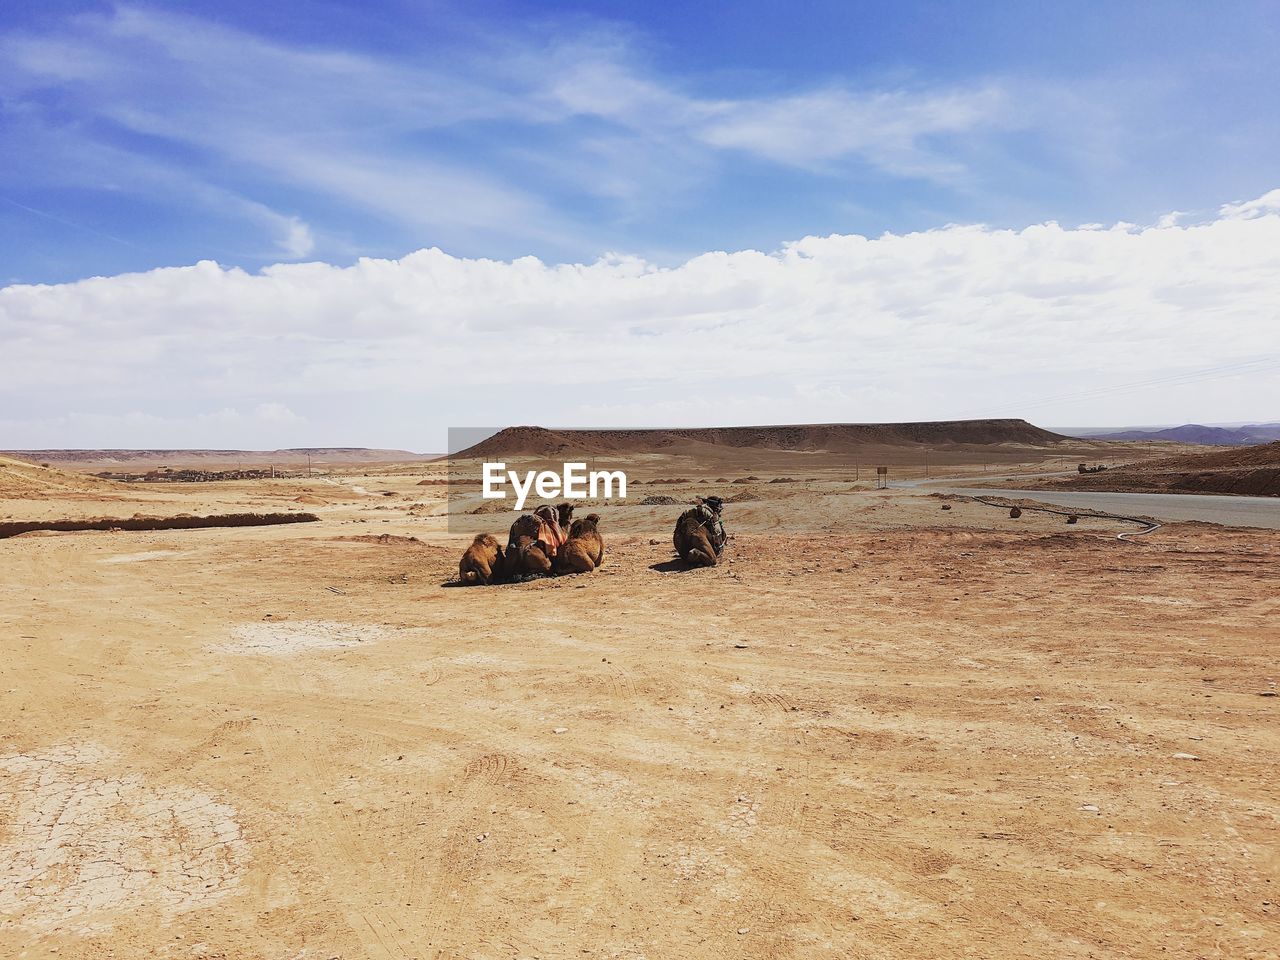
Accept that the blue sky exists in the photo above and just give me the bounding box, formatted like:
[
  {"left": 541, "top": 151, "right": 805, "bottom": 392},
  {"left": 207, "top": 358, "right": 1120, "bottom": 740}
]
[
  {"left": 1, "top": 2, "right": 1278, "bottom": 447},
  {"left": 3, "top": 1, "right": 1279, "bottom": 283}
]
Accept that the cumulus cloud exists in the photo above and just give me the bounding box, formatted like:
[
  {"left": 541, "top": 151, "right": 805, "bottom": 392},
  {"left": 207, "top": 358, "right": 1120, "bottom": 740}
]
[
  {"left": 1220, "top": 189, "right": 1280, "bottom": 220},
  {"left": 2, "top": 194, "right": 1277, "bottom": 448}
]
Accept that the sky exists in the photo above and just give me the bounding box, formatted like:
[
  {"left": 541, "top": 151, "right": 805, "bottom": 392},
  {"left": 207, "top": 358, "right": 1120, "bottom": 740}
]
[{"left": 1, "top": 0, "right": 1278, "bottom": 449}]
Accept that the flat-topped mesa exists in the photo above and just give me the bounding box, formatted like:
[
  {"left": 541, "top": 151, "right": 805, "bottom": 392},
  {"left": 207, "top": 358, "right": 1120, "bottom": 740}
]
[{"left": 453, "top": 419, "right": 1069, "bottom": 458}]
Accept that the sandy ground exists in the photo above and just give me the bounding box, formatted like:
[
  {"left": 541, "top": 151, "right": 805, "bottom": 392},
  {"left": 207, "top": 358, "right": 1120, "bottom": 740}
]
[{"left": 1, "top": 461, "right": 1277, "bottom": 959}]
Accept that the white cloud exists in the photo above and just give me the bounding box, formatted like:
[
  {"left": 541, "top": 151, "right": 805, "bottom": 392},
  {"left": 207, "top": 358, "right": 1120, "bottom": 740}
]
[
  {"left": 697, "top": 86, "right": 1009, "bottom": 176},
  {"left": 252, "top": 403, "right": 304, "bottom": 425},
  {"left": 529, "top": 44, "right": 1012, "bottom": 182},
  {"left": 1220, "top": 189, "right": 1280, "bottom": 220},
  {"left": 0, "top": 5, "right": 583, "bottom": 254},
  {"left": 0, "top": 5, "right": 1042, "bottom": 261},
  {"left": 2, "top": 193, "right": 1278, "bottom": 448},
  {"left": 271, "top": 217, "right": 314, "bottom": 260}
]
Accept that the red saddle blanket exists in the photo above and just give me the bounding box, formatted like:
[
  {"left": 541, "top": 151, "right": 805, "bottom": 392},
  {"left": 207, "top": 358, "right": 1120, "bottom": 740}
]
[{"left": 533, "top": 514, "right": 568, "bottom": 556}]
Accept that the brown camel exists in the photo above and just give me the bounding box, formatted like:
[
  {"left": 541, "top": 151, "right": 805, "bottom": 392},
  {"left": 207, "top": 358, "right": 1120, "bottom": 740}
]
[
  {"left": 529, "top": 503, "right": 572, "bottom": 554},
  {"left": 458, "top": 533, "right": 504, "bottom": 585},
  {"left": 673, "top": 505, "right": 721, "bottom": 567},
  {"left": 554, "top": 502, "right": 574, "bottom": 530},
  {"left": 504, "top": 513, "right": 554, "bottom": 580},
  {"left": 555, "top": 514, "right": 604, "bottom": 574}
]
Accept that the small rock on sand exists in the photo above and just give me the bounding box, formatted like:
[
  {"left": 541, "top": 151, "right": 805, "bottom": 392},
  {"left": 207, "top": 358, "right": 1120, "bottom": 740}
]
[{"left": 1172, "top": 752, "right": 1201, "bottom": 761}]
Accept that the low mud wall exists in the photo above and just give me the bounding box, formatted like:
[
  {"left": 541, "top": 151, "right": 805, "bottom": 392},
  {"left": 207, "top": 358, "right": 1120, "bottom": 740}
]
[{"left": 0, "top": 512, "right": 320, "bottom": 539}]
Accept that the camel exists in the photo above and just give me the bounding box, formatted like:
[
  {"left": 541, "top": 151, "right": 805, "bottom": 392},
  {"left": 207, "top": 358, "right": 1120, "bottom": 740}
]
[
  {"left": 554, "top": 502, "right": 574, "bottom": 531},
  {"left": 530, "top": 503, "right": 572, "bottom": 555},
  {"left": 673, "top": 499, "right": 725, "bottom": 567},
  {"left": 458, "top": 533, "right": 504, "bottom": 585},
  {"left": 555, "top": 514, "right": 604, "bottom": 574},
  {"left": 503, "top": 513, "right": 553, "bottom": 580},
  {"left": 503, "top": 503, "right": 572, "bottom": 581}
]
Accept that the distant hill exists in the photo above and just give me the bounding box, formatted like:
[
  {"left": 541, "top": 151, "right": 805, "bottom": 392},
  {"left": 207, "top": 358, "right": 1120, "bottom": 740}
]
[
  {"left": 1080, "top": 423, "right": 1280, "bottom": 445},
  {"left": 454, "top": 419, "right": 1070, "bottom": 458}
]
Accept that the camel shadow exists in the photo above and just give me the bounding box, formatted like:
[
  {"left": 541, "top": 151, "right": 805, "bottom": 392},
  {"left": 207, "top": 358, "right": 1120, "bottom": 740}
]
[
  {"left": 441, "top": 571, "right": 556, "bottom": 587},
  {"left": 649, "top": 558, "right": 697, "bottom": 573}
]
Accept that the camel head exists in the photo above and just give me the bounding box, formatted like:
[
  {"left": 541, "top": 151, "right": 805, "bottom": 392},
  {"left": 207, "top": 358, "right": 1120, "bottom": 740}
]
[{"left": 556, "top": 502, "right": 575, "bottom": 529}]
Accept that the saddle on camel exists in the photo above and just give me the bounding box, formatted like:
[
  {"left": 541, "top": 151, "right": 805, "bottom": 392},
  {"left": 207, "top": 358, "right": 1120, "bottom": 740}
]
[
  {"left": 673, "top": 496, "right": 726, "bottom": 567},
  {"left": 504, "top": 502, "right": 573, "bottom": 581}
]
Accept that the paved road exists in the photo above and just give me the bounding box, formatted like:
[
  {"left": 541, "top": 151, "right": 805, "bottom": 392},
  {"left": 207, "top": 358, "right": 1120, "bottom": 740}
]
[{"left": 935, "top": 487, "right": 1280, "bottom": 530}]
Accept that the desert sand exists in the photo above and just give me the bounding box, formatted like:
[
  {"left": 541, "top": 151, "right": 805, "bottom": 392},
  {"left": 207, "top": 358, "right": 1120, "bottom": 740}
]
[{"left": 1, "top": 445, "right": 1276, "bottom": 959}]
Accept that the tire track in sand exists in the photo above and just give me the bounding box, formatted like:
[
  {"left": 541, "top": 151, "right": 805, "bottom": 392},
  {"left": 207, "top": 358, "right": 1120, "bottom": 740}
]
[
  {"left": 711, "top": 695, "right": 813, "bottom": 960},
  {"left": 244, "top": 711, "right": 417, "bottom": 960},
  {"left": 411, "top": 751, "right": 527, "bottom": 959},
  {"left": 229, "top": 652, "right": 441, "bottom": 960}
]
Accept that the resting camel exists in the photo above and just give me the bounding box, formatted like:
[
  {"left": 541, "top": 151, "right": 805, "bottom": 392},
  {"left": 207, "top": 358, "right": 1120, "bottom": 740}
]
[
  {"left": 504, "top": 503, "right": 572, "bottom": 580},
  {"left": 504, "top": 514, "right": 553, "bottom": 580},
  {"left": 552, "top": 502, "right": 574, "bottom": 536},
  {"left": 458, "top": 533, "right": 504, "bottom": 585},
  {"left": 673, "top": 503, "right": 723, "bottom": 567},
  {"left": 555, "top": 514, "right": 604, "bottom": 574}
]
